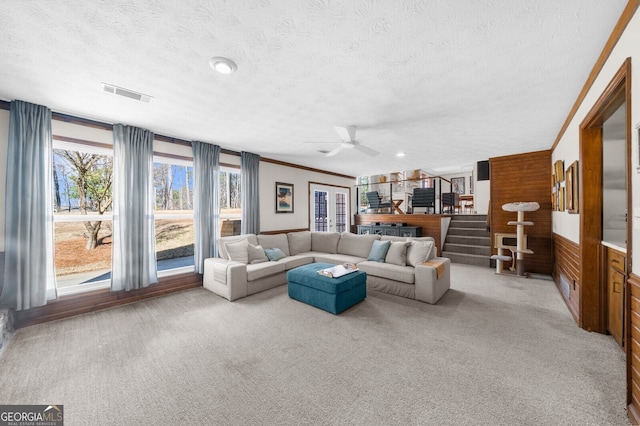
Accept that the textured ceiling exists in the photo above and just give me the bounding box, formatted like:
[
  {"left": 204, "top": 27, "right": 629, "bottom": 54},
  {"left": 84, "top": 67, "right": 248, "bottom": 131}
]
[{"left": 0, "top": 0, "right": 628, "bottom": 177}]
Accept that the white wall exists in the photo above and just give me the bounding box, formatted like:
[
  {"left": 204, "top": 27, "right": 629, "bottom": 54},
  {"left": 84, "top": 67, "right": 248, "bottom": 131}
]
[
  {"left": 259, "top": 161, "right": 355, "bottom": 232},
  {"left": 474, "top": 180, "right": 490, "bottom": 215},
  {"left": 0, "top": 109, "right": 8, "bottom": 251},
  {"left": 552, "top": 8, "right": 640, "bottom": 273}
]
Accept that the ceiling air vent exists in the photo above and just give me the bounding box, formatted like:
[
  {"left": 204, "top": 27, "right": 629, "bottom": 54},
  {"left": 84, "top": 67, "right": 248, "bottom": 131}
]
[{"left": 101, "top": 83, "right": 153, "bottom": 103}]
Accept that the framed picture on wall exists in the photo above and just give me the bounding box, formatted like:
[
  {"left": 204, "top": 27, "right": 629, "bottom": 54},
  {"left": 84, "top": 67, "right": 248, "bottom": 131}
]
[
  {"left": 451, "top": 177, "right": 465, "bottom": 194},
  {"left": 275, "top": 182, "right": 294, "bottom": 213},
  {"left": 554, "top": 160, "right": 565, "bottom": 181},
  {"left": 566, "top": 161, "right": 579, "bottom": 213}
]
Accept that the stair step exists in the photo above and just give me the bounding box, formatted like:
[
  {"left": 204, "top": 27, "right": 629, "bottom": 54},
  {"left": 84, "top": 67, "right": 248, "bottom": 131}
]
[
  {"left": 450, "top": 216, "right": 487, "bottom": 222},
  {"left": 447, "top": 227, "right": 490, "bottom": 237},
  {"left": 441, "top": 252, "right": 491, "bottom": 267},
  {"left": 443, "top": 243, "right": 492, "bottom": 256},
  {"left": 445, "top": 235, "right": 491, "bottom": 246},
  {"left": 447, "top": 220, "right": 487, "bottom": 229}
]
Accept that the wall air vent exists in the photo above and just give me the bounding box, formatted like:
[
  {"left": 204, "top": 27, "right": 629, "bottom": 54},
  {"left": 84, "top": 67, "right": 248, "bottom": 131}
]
[{"left": 101, "top": 83, "right": 153, "bottom": 103}]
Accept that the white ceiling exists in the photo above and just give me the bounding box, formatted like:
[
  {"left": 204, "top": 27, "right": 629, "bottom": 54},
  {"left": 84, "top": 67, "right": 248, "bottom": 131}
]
[{"left": 0, "top": 0, "right": 628, "bottom": 177}]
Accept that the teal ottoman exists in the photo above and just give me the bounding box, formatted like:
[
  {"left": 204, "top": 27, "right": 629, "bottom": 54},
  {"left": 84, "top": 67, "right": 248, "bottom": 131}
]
[{"left": 287, "top": 263, "right": 366, "bottom": 314}]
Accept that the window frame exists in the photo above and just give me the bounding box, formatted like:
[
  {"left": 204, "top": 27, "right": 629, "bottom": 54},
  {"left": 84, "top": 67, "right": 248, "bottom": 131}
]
[
  {"left": 153, "top": 153, "right": 195, "bottom": 276},
  {"left": 52, "top": 137, "right": 114, "bottom": 295}
]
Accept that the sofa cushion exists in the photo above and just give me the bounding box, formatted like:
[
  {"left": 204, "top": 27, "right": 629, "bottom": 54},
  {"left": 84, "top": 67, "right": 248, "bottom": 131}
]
[
  {"left": 313, "top": 253, "right": 367, "bottom": 265},
  {"left": 311, "top": 232, "right": 340, "bottom": 253},
  {"left": 287, "top": 231, "right": 312, "bottom": 255},
  {"left": 358, "top": 261, "right": 415, "bottom": 284},
  {"left": 218, "top": 234, "right": 258, "bottom": 259},
  {"left": 248, "top": 243, "right": 269, "bottom": 264},
  {"left": 277, "top": 254, "right": 314, "bottom": 270},
  {"left": 409, "top": 237, "right": 436, "bottom": 260},
  {"left": 264, "top": 248, "right": 287, "bottom": 261},
  {"left": 367, "top": 240, "right": 391, "bottom": 262},
  {"left": 258, "top": 234, "right": 291, "bottom": 256},
  {"left": 225, "top": 239, "right": 249, "bottom": 264},
  {"left": 407, "top": 240, "right": 435, "bottom": 266},
  {"left": 338, "top": 233, "right": 380, "bottom": 258},
  {"left": 385, "top": 241, "right": 410, "bottom": 266},
  {"left": 246, "top": 262, "right": 285, "bottom": 281}
]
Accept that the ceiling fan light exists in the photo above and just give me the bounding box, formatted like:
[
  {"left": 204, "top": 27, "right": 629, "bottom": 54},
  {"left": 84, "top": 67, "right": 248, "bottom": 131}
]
[{"left": 209, "top": 57, "right": 237, "bottom": 74}]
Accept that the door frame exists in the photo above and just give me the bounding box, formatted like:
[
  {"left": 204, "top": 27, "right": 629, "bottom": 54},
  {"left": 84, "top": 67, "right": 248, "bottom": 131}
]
[
  {"left": 578, "top": 58, "right": 631, "bottom": 334},
  {"left": 308, "top": 182, "right": 352, "bottom": 232}
]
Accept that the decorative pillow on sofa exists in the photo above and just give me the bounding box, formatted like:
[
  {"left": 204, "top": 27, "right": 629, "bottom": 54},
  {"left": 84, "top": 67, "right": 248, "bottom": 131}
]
[
  {"left": 407, "top": 240, "right": 435, "bottom": 266},
  {"left": 385, "top": 241, "right": 411, "bottom": 266},
  {"left": 264, "top": 247, "right": 287, "bottom": 261},
  {"left": 225, "top": 239, "right": 249, "bottom": 264},
  {"left": 217, "top": 234, "right": 257, "bottom": 259},
  {"left": 248, "top": 243, "right": 269, "bottom": 264},
  {"left": 367, "top": 240, "right": 391, "bottom": 262}
]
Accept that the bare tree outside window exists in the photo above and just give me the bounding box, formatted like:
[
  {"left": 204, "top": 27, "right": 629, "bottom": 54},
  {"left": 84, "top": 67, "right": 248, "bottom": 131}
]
[{"left": 54, "top": 150, "right": 113, "bottom": 249}]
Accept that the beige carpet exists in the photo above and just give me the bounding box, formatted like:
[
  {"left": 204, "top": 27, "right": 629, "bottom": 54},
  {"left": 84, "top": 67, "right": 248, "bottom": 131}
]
[{"left": 0, "top": 264, "right": 629, "bottom": 425}]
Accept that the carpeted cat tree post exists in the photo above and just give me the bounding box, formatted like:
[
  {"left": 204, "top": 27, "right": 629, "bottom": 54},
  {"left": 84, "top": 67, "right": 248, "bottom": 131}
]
[{"left": 494, "top": 201, "right": 540, "bottom": 277}]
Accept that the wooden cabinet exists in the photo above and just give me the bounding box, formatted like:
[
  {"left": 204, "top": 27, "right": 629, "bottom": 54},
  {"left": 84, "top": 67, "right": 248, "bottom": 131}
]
[
  {"left": 606, "top": 247, "right": 626, "bottom": 348},
  {"left": 357, "top": 225, "right": 421, "bottom": 237}
]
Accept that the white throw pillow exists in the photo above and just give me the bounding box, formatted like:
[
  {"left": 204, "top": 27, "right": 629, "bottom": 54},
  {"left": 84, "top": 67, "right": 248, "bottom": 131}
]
[
  {"left": 407, "top": 240, "right": 435, "bottom": 266},
  {"left": 248, "top": 243, "right": 269, "bottom": 264},
  {"left": 225, "top": 239, "right": 249, "bottom": 264},
  {"left": 385, "top": 241, "right": 410, "bottom": 266}
]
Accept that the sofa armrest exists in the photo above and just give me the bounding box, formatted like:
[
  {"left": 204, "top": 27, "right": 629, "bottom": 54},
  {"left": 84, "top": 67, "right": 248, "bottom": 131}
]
[
  {"left": 203, "top": 258, "right": 248, "bottom": 301},
  {"left": 414, "top": 257, "right": 450, "bottom": 304}
]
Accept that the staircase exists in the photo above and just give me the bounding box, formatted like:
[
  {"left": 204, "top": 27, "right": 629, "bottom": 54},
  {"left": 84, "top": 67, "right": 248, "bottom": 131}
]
[{"left": 441, "top": 214, "right": 491, "bottom": 267}]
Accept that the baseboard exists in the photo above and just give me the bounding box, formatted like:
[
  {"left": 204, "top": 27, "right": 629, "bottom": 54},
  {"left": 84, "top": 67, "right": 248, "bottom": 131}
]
[{"left": 628, "top": 402, "right": 640, "bottom": 425}]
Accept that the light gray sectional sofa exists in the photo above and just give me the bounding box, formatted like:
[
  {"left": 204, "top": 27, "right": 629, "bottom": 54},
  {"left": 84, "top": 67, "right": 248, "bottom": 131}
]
[{"left": 203, "top": 231, "right": 450, "bottom": 304}]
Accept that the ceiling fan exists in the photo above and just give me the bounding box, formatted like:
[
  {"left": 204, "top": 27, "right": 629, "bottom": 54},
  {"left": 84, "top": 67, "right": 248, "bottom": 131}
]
[{"left": 307, "top": 125, "right": 380, "bottom": 157}]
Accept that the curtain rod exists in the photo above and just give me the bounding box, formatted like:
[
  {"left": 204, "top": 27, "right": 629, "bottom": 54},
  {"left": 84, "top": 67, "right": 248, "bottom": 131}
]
[{"left": 0, "top": 99, "right": 240, "bottom": 154}]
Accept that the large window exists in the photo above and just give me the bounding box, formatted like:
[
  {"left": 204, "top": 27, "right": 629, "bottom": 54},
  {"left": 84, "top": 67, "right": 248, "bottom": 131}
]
[
  {"left": 51, "top": 132, "right": 238, "bottom": 293},
  {"left": 53, "top": 141, "right": 113, "bottom": 293},
  {"left": 219, "top": 168, "right": 242, "bottom": 236},
  {"left": 153, "top": 158, "right": 194, "bottom": 273}
]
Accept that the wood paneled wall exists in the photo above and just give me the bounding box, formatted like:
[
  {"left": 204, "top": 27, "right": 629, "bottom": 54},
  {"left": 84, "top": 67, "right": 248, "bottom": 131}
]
[
  {"left": 354, "top": 214, "right": 446, "bottom": 255},
  {"left": 628, "top": 273, "right": 640, "bottom": 424},
  {"left": 489, "top": 150, "right": 552, "bottom": 275},
  {"left": 553, "top": 233, "right": 580, "bottom": 322}
]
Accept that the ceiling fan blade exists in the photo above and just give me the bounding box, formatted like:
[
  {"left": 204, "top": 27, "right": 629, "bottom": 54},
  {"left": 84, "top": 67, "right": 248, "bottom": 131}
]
[
  {"left": 303, "top": 141, "right": 340, "bottom": 144},
  {"left": 325, "top": 145, "right": 345, "bottom": 157},
  {"left": 353, "top": 144, "right": 379, "bottom": 157},
  {"left": 334, "top": 125, "right": 356, "bottom": 142}
]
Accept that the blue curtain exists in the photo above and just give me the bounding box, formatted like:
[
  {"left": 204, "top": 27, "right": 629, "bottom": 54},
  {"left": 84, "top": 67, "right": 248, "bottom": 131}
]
[
  {"left": 1, "top": 100, "right": 57, "bottom": 310},
  {"left": 241, "top": 151, "right": 260, "bottom": 235},
  {"left": 192, "top": 141, "right": 220, "bottom": 274},
  {"left": 111, "top": 124, "right": 157, "bottom": 291}
]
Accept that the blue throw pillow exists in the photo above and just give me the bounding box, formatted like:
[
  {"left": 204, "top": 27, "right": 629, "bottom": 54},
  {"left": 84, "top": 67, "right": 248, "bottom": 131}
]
[
  {"left": 367, "top": 240, "right": 391, "bottom": 262},
  {"left": 264, "top": 247, "right": 286, "bottom": 261}
]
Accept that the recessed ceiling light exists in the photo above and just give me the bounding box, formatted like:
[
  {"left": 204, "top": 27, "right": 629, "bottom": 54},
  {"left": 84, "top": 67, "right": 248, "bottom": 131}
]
[
  {"left": 396, "top": 152, "right": 406, "bottom": 157},
  {"left": 209, "top": 57, "right": 237, "bottom": 74}
]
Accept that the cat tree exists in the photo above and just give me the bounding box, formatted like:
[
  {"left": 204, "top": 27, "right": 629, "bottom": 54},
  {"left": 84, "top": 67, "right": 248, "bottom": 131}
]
[{"left": 491, "top": 201, "right": 540, "bottom": 277}]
